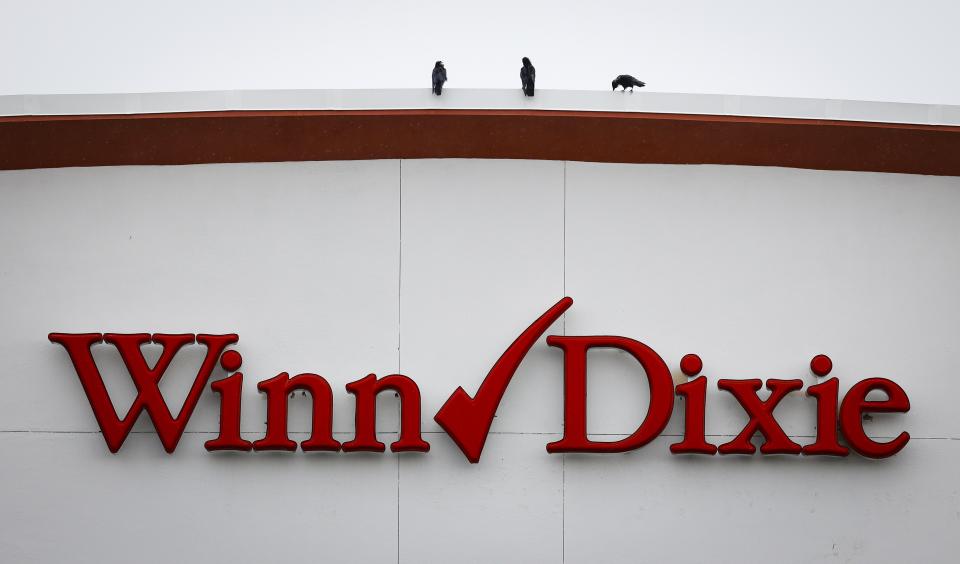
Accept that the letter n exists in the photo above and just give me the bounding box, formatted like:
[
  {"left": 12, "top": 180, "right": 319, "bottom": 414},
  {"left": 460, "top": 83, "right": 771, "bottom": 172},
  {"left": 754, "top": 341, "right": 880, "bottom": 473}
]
[
  {"left": 253, "top": 373, "right": 341, "bottom": 452},
  {"left": 344, "top": 374, "right": 430, "bottom": 452}
]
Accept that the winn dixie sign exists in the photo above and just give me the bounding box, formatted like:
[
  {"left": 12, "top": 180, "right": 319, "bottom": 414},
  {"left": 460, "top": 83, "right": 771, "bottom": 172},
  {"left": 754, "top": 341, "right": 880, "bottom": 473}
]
[{"left": 48, "top": 298, "right": 910, "bottom": 462}]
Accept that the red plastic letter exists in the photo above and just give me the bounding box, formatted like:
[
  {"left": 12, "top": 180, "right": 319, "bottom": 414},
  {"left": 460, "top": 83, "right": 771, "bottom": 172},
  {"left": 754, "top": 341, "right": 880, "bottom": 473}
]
[
  {"left": 253, "top": 373, "right": 341, "bottom": 452},
  {"left": 546, "top": 336, "right": 674, "bottom": 453},
  {"left": 717, "top": 378, "right": 803, "bottom": 455},
  {"left": 48, "top": 332, "right": 237, "bottom": 453},
  {"left": 802, "top": 378, "right": 849, "bottom": 456},
  {"left": 343, "top": 374, "right": 430, "bottom": 453},
  {"left": 839, "top": 378, "right": 910, "bottom": 458},
  {"left": 670, "top": 376, "right": 717, "bottom": 454},
  {"left": 205, "top": 372, "right": 252, "bottom": 451}
]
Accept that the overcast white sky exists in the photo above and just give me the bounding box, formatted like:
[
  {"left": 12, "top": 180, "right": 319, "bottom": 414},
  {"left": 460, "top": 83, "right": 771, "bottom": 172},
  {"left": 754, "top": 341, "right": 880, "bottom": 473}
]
[{"left": 1, "top": 0, "right": 958, "bottom": 104}]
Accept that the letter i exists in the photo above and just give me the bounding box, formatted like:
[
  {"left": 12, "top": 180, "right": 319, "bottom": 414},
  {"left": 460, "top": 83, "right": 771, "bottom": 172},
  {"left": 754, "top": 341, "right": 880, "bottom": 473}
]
[
  {"left": 670, "top": 354, "right": 717, "bottom": 455},
  {"left": 802, "top": 354, "right": 849, "bottom": 456},
  {"left": 205, "top": 350, "right": 253, "bottom": 451}
]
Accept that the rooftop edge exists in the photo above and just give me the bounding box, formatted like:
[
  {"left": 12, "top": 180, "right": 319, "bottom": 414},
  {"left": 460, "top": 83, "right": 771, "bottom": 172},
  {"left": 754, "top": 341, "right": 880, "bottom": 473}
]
[{"left": 2, "top": 89, "right": 959, "bottom": 127}]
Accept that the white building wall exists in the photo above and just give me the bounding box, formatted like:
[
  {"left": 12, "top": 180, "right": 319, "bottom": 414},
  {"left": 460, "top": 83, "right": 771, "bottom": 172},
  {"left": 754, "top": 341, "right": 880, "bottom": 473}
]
[{"left": 1, "top": 160, "right": 958, "bottom": 563}]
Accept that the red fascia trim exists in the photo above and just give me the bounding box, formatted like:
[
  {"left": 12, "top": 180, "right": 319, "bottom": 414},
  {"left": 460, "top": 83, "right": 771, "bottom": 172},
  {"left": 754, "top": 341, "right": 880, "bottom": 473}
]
[{"left": 2, "top": 109, "right": 959, "bottom": 175}]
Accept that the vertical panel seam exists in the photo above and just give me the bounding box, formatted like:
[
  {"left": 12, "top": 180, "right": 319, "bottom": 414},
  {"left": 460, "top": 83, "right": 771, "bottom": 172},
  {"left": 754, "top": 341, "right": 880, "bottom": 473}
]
[
  {"left": 562, "top": 160, "right": 567, "bottom": 564},
  {"left": 397, "top": 158, "right": 403, "bottom": 564}
]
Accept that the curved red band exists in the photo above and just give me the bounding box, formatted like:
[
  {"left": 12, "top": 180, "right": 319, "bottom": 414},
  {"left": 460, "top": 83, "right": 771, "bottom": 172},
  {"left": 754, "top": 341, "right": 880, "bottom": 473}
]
[{"left": 3, "top": 109, "right": 959, "bottom": 175}]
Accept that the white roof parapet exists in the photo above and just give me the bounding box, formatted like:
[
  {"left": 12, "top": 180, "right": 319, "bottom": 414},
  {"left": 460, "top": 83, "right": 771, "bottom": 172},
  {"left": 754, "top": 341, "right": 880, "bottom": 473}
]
[{"left": 0, "top": 89, "right": 957, "bottom": 127}]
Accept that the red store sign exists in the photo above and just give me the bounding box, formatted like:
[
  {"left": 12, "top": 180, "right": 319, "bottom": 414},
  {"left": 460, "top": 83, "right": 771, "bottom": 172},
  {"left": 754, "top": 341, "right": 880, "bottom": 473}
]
[{"left": 48, "top": 297, "right": 910, "bottom": 462}]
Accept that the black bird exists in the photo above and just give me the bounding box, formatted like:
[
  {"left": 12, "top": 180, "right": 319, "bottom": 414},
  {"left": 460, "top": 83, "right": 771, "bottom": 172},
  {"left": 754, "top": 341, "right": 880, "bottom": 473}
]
[
  {"left": 520, "top": 57, "right": 536, "bottom": 96},
  {"left": 432, "top": 61, "right": 447, "bottom": 96},
  {"left": 612, "top": 74, "right": 646, "bottom": 92}
]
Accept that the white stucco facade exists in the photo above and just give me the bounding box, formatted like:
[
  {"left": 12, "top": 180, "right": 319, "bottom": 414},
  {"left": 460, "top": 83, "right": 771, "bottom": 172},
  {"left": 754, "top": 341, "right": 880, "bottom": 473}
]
[{"left": 1, "top": 153, "right": 958, "bottom": 562}]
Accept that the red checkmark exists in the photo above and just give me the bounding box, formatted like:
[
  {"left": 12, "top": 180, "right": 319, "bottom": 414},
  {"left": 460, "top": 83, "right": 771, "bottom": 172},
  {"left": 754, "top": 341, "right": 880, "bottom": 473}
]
[{"left": 434, "top": 297, "right": 573, "bottom": 463}]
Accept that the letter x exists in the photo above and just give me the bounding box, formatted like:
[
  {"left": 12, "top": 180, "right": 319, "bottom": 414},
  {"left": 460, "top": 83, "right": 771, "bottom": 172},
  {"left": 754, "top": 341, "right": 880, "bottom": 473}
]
[{"left": 717, "top": 378, "right": 803, "bottom": 455}]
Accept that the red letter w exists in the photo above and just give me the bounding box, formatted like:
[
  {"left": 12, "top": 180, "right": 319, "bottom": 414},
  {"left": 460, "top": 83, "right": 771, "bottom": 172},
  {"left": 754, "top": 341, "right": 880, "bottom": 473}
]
[{"left": 48, "top": 333, "right": 237, "bottom": 453}]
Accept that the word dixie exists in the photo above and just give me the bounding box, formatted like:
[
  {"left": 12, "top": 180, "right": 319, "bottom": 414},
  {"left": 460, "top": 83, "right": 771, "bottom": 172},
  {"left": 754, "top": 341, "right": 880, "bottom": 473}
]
[{"left": 48, "top": 297, "right": 910, "bottom": 463}]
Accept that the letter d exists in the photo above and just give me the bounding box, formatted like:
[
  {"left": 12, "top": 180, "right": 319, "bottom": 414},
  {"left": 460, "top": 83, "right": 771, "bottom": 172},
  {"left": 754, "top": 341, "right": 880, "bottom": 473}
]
[{"left": 546, "top": 336, "right": 674, "bottom": 453}]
